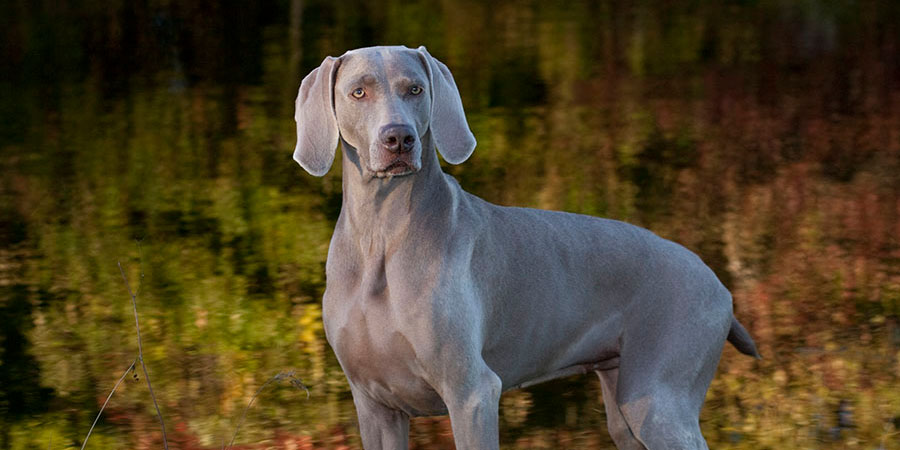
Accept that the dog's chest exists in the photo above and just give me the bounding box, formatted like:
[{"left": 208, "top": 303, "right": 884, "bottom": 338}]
[{"left": 323, "top": 289, "right": 447, "bottom": 416}]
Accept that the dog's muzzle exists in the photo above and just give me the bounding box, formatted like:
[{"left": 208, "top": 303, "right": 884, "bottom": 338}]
[{"left": 373, "top": 123, "right": 420, "bottom": 178}]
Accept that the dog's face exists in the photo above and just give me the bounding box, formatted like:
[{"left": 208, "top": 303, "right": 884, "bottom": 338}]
[
  {"left": 334, "top": 48, "right": 431, "bottom": 178},
  {"left": 293, "top": 46, "right": 476, "bottom": 179}
]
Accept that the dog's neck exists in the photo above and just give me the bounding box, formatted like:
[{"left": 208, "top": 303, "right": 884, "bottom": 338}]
[{"left": 338, "top": 134, "right": 455, "bottom": 250}]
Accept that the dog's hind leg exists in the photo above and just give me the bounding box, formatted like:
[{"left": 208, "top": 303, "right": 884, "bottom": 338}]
[
  {"left": 611, "top": 319, "right": 726, "bottom": 449},
  {"left": 617, "top": 393, "right": 710, "bottom": 450},
  {"left": 597, "top": 368, "right": 647, "bottom": 450}
]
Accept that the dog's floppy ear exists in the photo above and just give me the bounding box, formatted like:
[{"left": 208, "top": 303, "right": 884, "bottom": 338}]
[
  {"left": 293, "top": 56, "right": 341, "bottom": 176},
  {"left": 417, "top": 46, "right": 476, "bottom": 165}
]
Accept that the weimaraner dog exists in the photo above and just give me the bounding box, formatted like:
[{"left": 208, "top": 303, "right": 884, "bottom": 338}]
[{"left": 292, "top": 45, "right": 759, "bottom": 450}]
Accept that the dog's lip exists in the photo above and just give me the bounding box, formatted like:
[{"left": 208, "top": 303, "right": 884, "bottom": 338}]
[{"left": 374, "top": 160, "right": 417, "bottom": 178}]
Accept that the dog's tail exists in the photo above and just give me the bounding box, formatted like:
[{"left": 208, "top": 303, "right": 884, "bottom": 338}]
[{"left": 727, "top": 317, "right": 761, "bottom": 359}]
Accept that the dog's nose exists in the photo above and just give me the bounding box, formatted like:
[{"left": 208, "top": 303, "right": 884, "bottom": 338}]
[{"left": 379, "top": 124, "right": 416, "bottom": 153}]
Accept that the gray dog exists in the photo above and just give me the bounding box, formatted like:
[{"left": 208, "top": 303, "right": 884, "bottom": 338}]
[{"left": 292, "top": 45, "right": 759, "bottom": 450}]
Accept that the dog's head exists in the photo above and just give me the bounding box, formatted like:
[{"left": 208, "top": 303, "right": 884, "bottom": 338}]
[{"left": 293, "top": 46, "right": 476, "bottom": 178}]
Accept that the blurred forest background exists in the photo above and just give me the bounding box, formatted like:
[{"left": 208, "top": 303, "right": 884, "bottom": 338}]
[{"left": 1, "top": 0, "right": 899, "bottom": 449}]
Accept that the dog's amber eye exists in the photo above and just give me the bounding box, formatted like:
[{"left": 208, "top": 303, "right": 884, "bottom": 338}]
[
  {"left": 351, "top": 88, "right": 366, "bottom": 99},
  {"left": 410, "top": 85, "right": 423, "bottom": 95}
]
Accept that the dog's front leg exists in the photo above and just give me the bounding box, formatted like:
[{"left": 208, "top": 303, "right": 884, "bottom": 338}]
[
  {"left": 351, "top": 386, "right": 410, "bottom": 450},
  {"left": 442, "top": 367, "right": 502, "bottom": 450}
]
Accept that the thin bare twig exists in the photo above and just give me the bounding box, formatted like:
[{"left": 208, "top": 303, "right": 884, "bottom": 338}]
[
  {"left": 134, "top": 239, "right": 145, "bottom": 297},
  {"left": 223, "top": 370, "right": 310, "bottom": 450},
  {"left": 79, "top": 360, "right": 136, "bottom": 450},
  {"left": 119, "top": 261, "right": 169, "bottom": 450}
]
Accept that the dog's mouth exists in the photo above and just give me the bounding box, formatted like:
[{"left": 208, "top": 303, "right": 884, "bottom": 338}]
[{"left": 374, "top": 160, "right": 416, "bottom": 178}]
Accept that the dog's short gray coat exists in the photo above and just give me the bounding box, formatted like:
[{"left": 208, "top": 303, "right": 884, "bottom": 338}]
[{"left": 293, "top": 45, "right": 759, "bottom": 450}]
